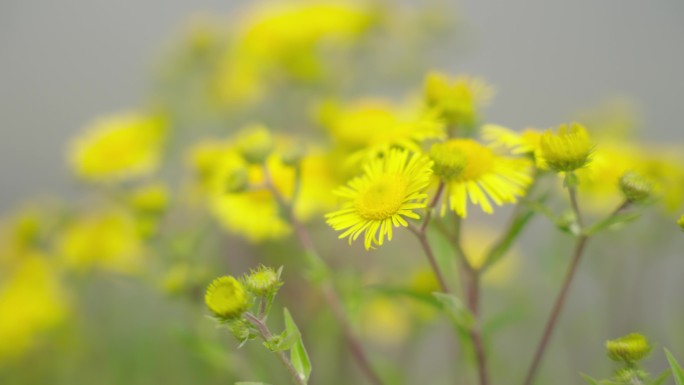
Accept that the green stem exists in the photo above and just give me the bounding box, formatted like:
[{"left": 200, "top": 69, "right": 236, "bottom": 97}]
[
  {"left": 263, "top": 165, "right": 385, "bottom": 385},
  {"left": 244, "top": 312, "right": 307, "bottom": 385}
]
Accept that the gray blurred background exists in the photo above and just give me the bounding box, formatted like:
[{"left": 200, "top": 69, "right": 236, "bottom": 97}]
[{"left": 1, "top": 0, "right": 683, "bottom": 210}]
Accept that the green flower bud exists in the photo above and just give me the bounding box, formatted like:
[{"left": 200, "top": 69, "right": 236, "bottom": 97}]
[
  {"left": 225, "top": 167, "right": 249, "bottom": 194},
  {"left": 429, "top": 141, "right": 467, "bottom": 181},
  {"left": 619, "top": 171, "right": 653, "bottom": 202},
  {"left": 677, "top": 214, "right": 684, "bottom": 232},
  {"left": 606, "top": 333, "right": 651, "bottom": 363},
  {"left": 236, "top": 124, "right": 274, "bottom": 164},
  {"left": 280, "top": 144, "right": 306, "bottom": 167},
  {"left": 245, "top": 265, "right": 281, "bottom": 296}
]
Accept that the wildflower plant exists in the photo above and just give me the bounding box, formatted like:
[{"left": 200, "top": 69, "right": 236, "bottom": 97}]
[{"left": 3, "top": 2, "right": 684, "bottom": 385}]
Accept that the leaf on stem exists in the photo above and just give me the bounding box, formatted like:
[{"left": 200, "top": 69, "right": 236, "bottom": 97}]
[
  {"left": 432, "top": 292, "right": 475, "bottom": 331},
  {"left": 665, "top": 349, "right": 684, "bottom": 385},
  {"left": 284, "top": 308, "right": 312, "bottom": 382}
]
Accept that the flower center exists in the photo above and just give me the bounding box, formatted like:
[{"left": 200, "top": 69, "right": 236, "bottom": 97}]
[{"left": 355, "top": 174, "right": 409, "bottom": 220}]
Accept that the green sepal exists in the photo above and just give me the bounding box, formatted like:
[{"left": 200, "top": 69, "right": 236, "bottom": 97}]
[
  {"left": 432, "top": 292, "right": 475, "bottom": 331},
  {"left": 263, "top": 328, "right": 300, "bottom": 352},
  {"left": 665, "top": 349, "right": 684, "bottom": 385},
  {"left": 564, "top": 172, "right": 580, "bottom": 188},
  {"left": 284, "top": 308, "right": 312, "bottom": 382}
]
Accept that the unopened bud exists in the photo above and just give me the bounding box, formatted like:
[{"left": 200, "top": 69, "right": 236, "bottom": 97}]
[
  {"left": 606, "top": 333, "right": 651, "bottom": 363},
  {"left": 619, "top": 171, "right": 653, "bottom": 202},
  {"left": 245, "top": 265, "right": 281, "bottom": 296}
]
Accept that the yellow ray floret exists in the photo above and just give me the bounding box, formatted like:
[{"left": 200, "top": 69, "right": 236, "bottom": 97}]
[
  {"left": 432, "top": 139, "right": 532, "bottom": 217},
  {"left": 69, "top": 112, "right": 166, "bottom": 182},
  {"left": 205, "top": 276, "right": 248, "bottom": 320},
  {"left": 326, "top": 149, "right": 433, "bottom": 250},
  {"left": 539, "top": 123, "right": 593, "bottom": 172}
]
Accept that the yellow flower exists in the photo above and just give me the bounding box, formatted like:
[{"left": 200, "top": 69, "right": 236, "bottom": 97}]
[
  {"left": 0, "top": 254, "right": 68, "bottom": 361},
  {"left": 69, "top": 112, "right": 166, "bottom": 182},
  {"left": 482, "top": 124, "right": 546, "bottom": 169},
  {"left": 539, "top": 123, "right": 593, "bottom": 172},
  {"left": 326, "top": 149, "right": 433, "bottom": 250},
  {"left": 434, "top": 139, "right": 532, "bottom": 217},
  {"left": 205, "top": 276, "right": 249, "bottom": 320},
  {"left": 322, "top": 99, "right": 445, "bottom": 165},
  {"left": 57, "top": 210, "right": 144, "bottom": 275},
  {"left": 424, "top": 72, "right": 493, "bottom": 128},
  {"left": 606, "top": 333, "right": 651, "bottom": 362},
  {"left": 359, "top": 296, "right": 411, "bottom": 346}
]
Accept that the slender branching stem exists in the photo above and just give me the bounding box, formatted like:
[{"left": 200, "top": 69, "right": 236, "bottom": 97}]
[
  {"left": 522, "top": 186, "right": 631, "bottom": 385},
  {"left": 244, "top": 312, "right": 307, "bottom": 385},
  {"left": 262, "top": 165, "right": 385, "bottom": 385}
]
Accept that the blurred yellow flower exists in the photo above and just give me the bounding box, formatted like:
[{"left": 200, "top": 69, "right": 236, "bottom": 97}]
[
  {"left": 424, "top": 72, "right": 493, "bottom": 129},
  {"left": 214, "top": 1, "right": 376, "bottom": 106},
  {"left": 539, "top": 123, "right": 593, "bottom": 173},
  {"left": 483, "top": 124, "right": 546, "bottom": 169},
  {"left": 69, "top": 112, "right": 166, "bottom": 182},
  {"left": 57, "top": 210, "right": 144, "bottom": 275},
  {"left": 326, "top": 149, "right": 433, "bottom": 250},
  {"left": 0, "top": 255, "right": 68, "bottom": 361},
  {"left": 436, "top": 139, "right": 532, "bottom": 217},
  {"left": 205, "top": 276, "right": 249, "bottom": 320},
  {"left": 322, "top": 99, "right": 445, "bottom": 165},
  {"left": 359, "top": 296, "right": 411, "bottom": 346},
  {"left": 462, "top": 226, "right": 518, "bottom": 286}
]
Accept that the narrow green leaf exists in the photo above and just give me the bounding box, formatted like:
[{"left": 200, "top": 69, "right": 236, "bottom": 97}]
[
  {"left": 579, "top": 373, "right": 601, "bottom": 385},
  {"left": 432, "top": 292, "right": 474, "bottom": 331},
  {"left": 651, "top": 369, "right": 671, "bottom": 385},
  {"left": 284, "top": 308, "right": 312, "bottom": 381},
  {"left": 665, "top": 349, "right": 684, "bottom": 385}
]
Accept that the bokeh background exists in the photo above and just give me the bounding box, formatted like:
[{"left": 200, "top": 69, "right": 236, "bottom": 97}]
[{"left": 1, "top": 1, "right": 683, "bottom": 385}]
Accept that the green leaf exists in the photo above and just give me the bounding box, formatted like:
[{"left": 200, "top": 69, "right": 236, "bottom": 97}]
[
  {"left": 665, "top": 349, "right": 684, "bottom": 385},
  {"left": 579, "top": 373, "right": 601, "bottom": 385},
  {"left": 585, "top": 211, "right": 640, "bottom": 235},
  {"left": 650, "top": 369, "right": 671, "bottom": 385},
  {"left": 432, "top": 292, "right": 474, "bottom": 331},
  {"left": 483, "top": 204, "right": 536, "bottom": 270},
  {"left": 284, "top": 308, "right": 311, "bottom": 381}
]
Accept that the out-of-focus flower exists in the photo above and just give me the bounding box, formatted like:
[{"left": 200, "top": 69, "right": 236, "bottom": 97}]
[
  {"left": 434, "top": 139, "right": 532, "bottom": 217},
  {"left": 539, "top": 123, "right": 593, "bottom": 173},
  {"left": 69, "top": 113, "right": 167, "bottom": 182},
  {"left": 359, "top": 296, "right": 411, "bottom": 346},
  {"left": 0, "top": 255, "right": 68, "bottom": 361},
  {"left": 205, "top": 276, "right": 249, "bottom": 320},
  {"left": 677, "top": 214, "right": 684, "bottom": 231},
  {"left": 320, "top": 99, "right": 445, "bottom": 165},
  {"left": 214, "top": 1, "right": 376, "bottom": 106},
  {"left": 326, "top": 149, "right": 433, "bottom": 250},
  {"left": 57, "top": 210, "right": 144, "bottom": 275},
  {"left": 128, "top": 182, "right": 170, "bottom": 215},
  {"left": 424, "top": 72, "right": 493, "bottom": 129},
  {"left": 483, "top": 125, "right": 546, "bottom": 169}
]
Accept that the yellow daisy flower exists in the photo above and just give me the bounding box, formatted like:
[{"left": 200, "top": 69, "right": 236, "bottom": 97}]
[
  {"left": 430, "top": 139, "right": 532, "bottom": 217},
  {"left": 326, "top": 149, "right": 433, "bottom": 250},
  {"left": 482, "top": 124, "right": 547, "bottom": 169},
  {"left": 69, "top": 112, "right": 166, "bottom": 182}
]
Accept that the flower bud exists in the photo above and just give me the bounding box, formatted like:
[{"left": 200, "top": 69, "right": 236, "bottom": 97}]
[
  {"left": 429, "top": 141, "right": 467, "bottom": 181},
  {"left": 236, "top": 125, "right": 274, "bottom": 164},
  {"left": 280, "top": 144, "right": 306, "bottom": 167},
  {"left": 205, "top": 276, "right": 249, "bottom": 320},
  {"left": 539, "top": 123, "right": 593, "bottom": 172},
  {"left": 677, "top": 214, "right": 684, "bottom": 232},
  {"left": 129, "top": 183, "right": 169, "bottom": 214},
  {"left": 225, "top": 167, "right": 249, "bottom": 193},
  {"left": 619, "top": 171, "right": 653, "bottom": 202},
  {"left": 244, "top": 265, "right": 281, "bottom": 296},
  {"left": 606, "top": 333, "right": 651, "bottom": 362}
]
